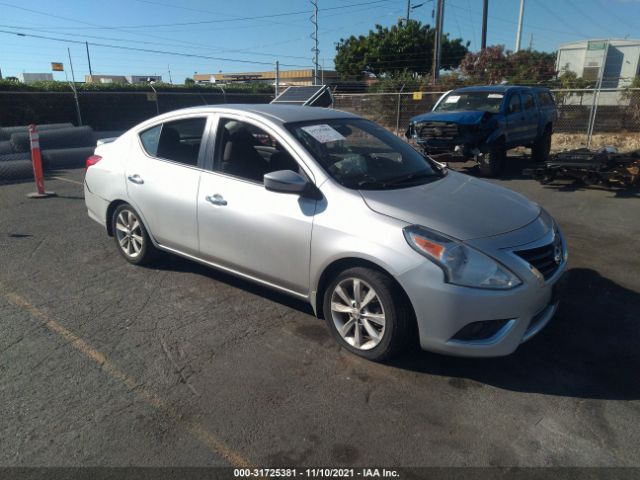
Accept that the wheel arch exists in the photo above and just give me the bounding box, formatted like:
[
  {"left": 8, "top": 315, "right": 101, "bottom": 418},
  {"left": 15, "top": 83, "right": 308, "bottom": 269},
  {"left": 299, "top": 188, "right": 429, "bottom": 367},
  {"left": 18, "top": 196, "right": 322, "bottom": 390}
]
[
  {"left": 313, "top": 257, "right": 417, "bottom": 329},
  {"left": 106, "top": 200, "right": 159, "bottom": 247}
]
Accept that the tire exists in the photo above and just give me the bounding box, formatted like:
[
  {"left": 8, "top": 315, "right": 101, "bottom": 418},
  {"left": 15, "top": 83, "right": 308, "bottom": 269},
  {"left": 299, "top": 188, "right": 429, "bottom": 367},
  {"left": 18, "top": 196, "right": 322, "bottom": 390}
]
[
  {"left": 532, "top": 129, "right": 552, "bottom": 163},
  {"left": 111, "top": 204, "right": 157, "bottom": 265},
  {"left": 323, "top": 267, "right": 412, "bottom": 362},
  {"left": 42, "top": 147, "right": 96, "bottom": 170},
  {"left": 478, "top": 140, "right": 506, "bottom": 177},
  {"left": 0, "top": 160, "right": 34, "bottom": 181},
  {"left": 10, "top": 126, "right": 95, "bottom": 153}
]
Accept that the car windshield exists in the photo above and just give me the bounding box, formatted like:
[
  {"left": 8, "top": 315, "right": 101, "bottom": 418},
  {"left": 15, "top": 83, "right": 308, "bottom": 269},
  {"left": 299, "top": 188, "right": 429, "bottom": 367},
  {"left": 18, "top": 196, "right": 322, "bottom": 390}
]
[
  {"left": 286, "top": 118, "right": 442, "bottom": 190},
  {"left": 434, "top": 91, "right": 504, "bottom": 113}
]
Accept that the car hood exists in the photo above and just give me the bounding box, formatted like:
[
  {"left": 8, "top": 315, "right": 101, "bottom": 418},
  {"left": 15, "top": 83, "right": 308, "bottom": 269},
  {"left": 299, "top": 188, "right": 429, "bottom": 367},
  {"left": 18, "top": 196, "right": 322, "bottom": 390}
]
[
  {"left": 410, "top": 110, "right": 488, "bottom": 125},
  {"left": 359, "top": 171, "right": 540, "bottom": 241}
]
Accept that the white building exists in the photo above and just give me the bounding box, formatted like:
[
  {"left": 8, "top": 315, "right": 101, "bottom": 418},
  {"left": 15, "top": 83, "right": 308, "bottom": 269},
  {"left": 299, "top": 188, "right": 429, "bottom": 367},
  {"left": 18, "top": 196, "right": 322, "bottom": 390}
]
[
  {"left": 126, "top": 75, "right": 163, "bottom": 84},
  {"left": 556, "top": 39, "right": 640, "bottom": 105},
  {"left": 18, "top": 73, "right": 54, "bottom": 83}
]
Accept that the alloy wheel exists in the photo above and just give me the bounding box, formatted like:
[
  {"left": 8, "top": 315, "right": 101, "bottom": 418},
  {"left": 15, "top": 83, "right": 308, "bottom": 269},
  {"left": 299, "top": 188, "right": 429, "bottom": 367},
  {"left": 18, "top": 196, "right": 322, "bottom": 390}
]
[
  {"left": 115, "top": 209, "right": 144, "bottom": 259},
  {"left": 330, "top": 277, "right": 386, "bottom": 350}
]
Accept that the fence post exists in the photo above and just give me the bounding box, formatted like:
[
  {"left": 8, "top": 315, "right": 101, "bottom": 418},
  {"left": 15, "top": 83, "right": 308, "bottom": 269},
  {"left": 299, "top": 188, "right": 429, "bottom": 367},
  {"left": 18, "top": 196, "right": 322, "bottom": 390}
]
[
  {"left": 396, "top": 84, "right": 405, "bottom": 136},
  {"left": 587, "top": 40, "right": 609, "bottom": 148}
]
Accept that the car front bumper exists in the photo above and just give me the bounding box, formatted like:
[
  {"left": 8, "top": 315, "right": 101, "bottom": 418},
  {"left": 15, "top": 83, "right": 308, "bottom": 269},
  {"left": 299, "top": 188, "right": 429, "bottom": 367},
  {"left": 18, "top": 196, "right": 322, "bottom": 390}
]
[{"left": 397, "top": 214, "right": 568, "bottom": 357}]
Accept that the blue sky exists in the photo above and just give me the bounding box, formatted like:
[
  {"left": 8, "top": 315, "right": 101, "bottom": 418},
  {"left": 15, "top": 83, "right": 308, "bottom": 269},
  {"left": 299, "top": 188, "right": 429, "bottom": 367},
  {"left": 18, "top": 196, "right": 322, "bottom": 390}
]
[{"left": 0, "top": 0, "right": 638, "bottom": 83}]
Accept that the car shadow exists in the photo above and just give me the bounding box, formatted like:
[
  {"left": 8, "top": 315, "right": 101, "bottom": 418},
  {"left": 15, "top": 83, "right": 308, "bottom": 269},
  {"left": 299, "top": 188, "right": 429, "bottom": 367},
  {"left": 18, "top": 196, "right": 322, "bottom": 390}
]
[
  {"left": 389, "top": 268, "right": 640, "bottom": 400},
  {"left": 146, "top": 253, "right": 315, "bottom": 315},
  {"left": 149, "top": 253, "right": 639, "bottom": 400}
]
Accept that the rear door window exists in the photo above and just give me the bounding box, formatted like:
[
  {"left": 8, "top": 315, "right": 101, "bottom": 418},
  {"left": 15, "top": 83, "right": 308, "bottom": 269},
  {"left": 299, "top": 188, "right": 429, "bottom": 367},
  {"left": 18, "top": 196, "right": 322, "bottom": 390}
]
[
  {"left": 538, "top": 91, "right": 555, "bottom": 106},
  {"left": 140, "top": 125, "right": 161, "bottom": 157},
  {"left": 522, "top": 92, "right": 535, "bottom": 110},
  {"left": 139, "top": 117, "right": 207, "bottom": 167}
]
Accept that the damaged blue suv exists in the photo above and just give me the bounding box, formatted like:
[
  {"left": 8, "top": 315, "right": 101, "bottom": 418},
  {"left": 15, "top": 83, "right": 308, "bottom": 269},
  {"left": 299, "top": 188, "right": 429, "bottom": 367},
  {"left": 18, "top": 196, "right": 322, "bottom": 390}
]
[{"left": 407, "top": 85, "right": 557, "bottom": 176}]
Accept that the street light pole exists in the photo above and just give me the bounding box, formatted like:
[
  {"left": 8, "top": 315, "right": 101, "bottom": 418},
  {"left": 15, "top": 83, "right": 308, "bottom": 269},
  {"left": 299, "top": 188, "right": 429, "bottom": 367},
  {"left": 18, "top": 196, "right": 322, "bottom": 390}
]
[{"left": 515, "top": 0, "right": 525, "bottom": 52}]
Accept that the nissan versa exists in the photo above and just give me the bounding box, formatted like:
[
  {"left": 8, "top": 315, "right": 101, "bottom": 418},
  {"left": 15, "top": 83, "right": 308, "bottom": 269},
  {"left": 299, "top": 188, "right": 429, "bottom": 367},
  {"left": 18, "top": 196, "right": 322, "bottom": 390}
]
[{"left": 84, "top": 105, "right": 567, "bottom": 361}]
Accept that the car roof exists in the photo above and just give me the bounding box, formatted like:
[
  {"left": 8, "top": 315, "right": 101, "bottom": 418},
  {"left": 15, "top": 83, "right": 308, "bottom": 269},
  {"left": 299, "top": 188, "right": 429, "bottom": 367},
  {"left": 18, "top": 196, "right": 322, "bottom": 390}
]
[
  {"left": 177, "top": 104, "right": 357, "bottom": 124},
  {"left": 451, "top": 85, "right": 549, "bottom": 94}
]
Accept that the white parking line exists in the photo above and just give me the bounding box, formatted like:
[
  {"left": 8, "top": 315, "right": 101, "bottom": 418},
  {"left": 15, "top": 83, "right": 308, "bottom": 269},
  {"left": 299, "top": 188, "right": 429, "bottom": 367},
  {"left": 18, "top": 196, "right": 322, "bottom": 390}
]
[{"left": 52, "top": 176, "right": 84, "bottom": 186}]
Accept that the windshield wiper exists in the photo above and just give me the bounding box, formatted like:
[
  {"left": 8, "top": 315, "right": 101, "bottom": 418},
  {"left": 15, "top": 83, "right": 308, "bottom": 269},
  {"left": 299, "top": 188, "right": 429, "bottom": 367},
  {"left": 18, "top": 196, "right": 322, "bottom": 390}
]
[{"left": 385, "top": 170, "right": 439, "bottom": 186}]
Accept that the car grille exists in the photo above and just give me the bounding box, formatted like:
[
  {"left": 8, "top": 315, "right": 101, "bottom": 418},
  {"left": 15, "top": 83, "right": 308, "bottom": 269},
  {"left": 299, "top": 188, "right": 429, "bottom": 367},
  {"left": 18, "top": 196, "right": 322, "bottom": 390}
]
[
  {"left": 416, "top": 121, "right": 459, "bottom": 140},
  {"left": 514, "top": 239, "right": 562, "bottom": 280}
]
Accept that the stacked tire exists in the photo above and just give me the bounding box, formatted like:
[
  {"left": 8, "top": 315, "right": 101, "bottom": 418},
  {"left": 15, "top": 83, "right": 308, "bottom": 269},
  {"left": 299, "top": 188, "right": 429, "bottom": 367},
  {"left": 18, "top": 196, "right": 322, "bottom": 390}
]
[{"left": 0, "top": 123, "right": 96, "bottom": 181}]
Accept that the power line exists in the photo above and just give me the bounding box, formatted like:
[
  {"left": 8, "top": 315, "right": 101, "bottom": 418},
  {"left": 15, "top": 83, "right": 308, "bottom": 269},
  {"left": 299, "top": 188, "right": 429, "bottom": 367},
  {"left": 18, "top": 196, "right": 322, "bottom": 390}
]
[
  {"left": 0, "top": 0, "right": 395, "bottom": 30},
  {"left": 0, "top": 29, "right": 310, "bottom": 67}
]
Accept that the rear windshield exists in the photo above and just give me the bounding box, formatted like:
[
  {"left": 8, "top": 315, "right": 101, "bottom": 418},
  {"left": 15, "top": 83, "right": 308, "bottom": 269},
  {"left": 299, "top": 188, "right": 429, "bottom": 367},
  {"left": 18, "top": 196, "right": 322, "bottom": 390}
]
[{"left": 434, "top": 91, "right": 504, "bottom": 113}]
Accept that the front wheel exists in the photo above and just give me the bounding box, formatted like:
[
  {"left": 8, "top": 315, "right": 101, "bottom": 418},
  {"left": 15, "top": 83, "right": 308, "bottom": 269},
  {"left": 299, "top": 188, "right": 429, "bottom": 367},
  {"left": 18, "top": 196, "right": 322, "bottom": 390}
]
[
  {"left": 323, "top": 267, "right": 412, "bottom": 362},
  {"left": 478, "top": 140, "right": 506, "bottom": 177},
  {"left": 112, "top": 204, "right": 157, "bottom": 265}
]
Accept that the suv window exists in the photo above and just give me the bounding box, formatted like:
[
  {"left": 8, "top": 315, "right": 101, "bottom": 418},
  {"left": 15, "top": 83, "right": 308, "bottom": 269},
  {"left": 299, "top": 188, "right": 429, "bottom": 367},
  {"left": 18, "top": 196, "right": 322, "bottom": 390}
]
[
  {"left": 538, "top": 91, "right": 554, "bottom": 106},
  {"left": 139, "top": 117, "right": 207, "bottom": 166},
  {"left": 507, "top": 94, "right": 522, "bottom": 114},
  {"left": 215, "top": 118, "right": 300, "bottom": 183},
  {"left": 522, "top": 92, "right": 535, "bottom": 110}
]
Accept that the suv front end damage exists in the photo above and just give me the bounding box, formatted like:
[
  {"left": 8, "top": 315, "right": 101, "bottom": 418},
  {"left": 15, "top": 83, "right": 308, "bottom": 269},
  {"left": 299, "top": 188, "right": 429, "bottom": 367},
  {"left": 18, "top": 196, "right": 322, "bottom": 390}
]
[{"left": 407, "top": 111, "right": 498, "bottom": 159}]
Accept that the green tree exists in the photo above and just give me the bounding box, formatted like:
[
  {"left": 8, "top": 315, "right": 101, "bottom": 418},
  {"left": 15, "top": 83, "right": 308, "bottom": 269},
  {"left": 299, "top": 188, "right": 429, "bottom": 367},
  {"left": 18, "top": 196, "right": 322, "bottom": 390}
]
[
  {"left": 334, "top": 20, "right": 468, "bottom": 78},
  {"left": 184, "top": 77, "right": 195, "bottom": 85}
]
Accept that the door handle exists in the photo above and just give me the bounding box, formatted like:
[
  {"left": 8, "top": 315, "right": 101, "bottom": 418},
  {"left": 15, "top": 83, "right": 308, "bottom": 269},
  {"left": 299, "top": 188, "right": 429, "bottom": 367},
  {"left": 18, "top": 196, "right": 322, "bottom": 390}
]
[
  {"left": 205, "top": 194, "right": 227, "bottom": 206},
  {"left": 127, "top": 174, "right": 144, "bottom": 185}
]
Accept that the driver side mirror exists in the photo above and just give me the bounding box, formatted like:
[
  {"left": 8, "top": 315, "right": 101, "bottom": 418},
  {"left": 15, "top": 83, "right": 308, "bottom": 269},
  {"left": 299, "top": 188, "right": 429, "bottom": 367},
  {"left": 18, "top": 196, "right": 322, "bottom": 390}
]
[{"left": 264, "top": 170, "right": 310, "bottom": 195}]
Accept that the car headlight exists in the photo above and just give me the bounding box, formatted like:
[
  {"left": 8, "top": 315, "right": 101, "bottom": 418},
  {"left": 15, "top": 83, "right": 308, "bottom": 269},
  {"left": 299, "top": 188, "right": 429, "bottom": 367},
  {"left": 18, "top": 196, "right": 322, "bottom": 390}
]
[{"left": 403, "top": 225, "right": 522, "bottom": 290}]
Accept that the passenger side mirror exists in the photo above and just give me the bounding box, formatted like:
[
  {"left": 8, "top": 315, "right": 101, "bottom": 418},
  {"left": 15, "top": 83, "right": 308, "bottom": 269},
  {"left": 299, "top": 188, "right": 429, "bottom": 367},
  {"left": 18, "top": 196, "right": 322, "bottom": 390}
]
[{"left": 264, "top": 170, "right": 309, "bottom": 195}]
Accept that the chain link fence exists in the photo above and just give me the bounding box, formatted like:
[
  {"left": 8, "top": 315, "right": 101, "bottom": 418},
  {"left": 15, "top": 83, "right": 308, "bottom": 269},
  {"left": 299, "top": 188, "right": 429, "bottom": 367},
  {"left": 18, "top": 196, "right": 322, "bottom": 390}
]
[
  {"left": 0, "top": 91, "right": 274, "bottom": 132},
  {"left": 334, "top": 88, "right": 640, "bottom": 152}
]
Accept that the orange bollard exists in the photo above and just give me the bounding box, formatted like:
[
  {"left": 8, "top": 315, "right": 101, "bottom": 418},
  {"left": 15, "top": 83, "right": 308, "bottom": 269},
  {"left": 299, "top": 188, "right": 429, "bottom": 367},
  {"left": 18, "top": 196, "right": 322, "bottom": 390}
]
[{"left": 27, "top": 124, "right": 55, "bottom": 199}]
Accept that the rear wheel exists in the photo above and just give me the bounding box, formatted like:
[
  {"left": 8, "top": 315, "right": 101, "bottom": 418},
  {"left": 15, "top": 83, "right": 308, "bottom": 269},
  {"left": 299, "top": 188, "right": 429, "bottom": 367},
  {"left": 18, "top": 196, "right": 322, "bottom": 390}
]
[
  {"left": 478, "top": 140, "right": 506, "bottom": 177},
  {"left": 323, "top": 267, "right": 411, "bottom": 362},
  {"left": 532, "top": 128, "right": 552, "bottom": 162},
  {"left": 112, "top": 204, "right": 156, "bottom": 265}
]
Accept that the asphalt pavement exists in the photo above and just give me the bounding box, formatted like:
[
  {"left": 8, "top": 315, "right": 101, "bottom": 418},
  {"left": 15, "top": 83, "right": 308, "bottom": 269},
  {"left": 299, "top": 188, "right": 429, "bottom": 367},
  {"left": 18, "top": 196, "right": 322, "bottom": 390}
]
[{"left": 1, "top": 160, "right": 639, "bottom": 468}]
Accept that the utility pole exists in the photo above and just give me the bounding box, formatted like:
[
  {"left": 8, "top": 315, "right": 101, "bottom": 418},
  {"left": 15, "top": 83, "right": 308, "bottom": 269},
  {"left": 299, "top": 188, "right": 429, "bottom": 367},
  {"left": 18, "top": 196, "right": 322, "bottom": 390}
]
[
  {"left": 311, "top": 0, "right": 319, "bottom": 85},
  {"left": 168, "top": 64, "right": 172, "bottom": 84},
  {"left": 275, "top": 60, "right": 280, "bottom": 97},
  {"left": 406, "top": 0, "right": 410, "bottom": 24},
  {"left": 528, "top": 33, "right": 533, "bottom": 51},
  {"left": 481, "top": 0, "right": 488, "bottom": 50},
  {"left": 515, "top": 0, "right": 525, "bottom": 52},
  {"left": 85, "top": 41, "right": 93, "bottom": 76},
  {"left": 432, "top": 0, "right": 444, "bottom": 83}
]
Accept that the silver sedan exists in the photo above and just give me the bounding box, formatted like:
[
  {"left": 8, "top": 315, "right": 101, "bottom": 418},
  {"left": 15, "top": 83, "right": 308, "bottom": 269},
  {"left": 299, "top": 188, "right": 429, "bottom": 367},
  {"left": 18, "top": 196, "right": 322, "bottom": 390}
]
[{"left": 84, "top": 104, "right": 567, "bottom": 361}]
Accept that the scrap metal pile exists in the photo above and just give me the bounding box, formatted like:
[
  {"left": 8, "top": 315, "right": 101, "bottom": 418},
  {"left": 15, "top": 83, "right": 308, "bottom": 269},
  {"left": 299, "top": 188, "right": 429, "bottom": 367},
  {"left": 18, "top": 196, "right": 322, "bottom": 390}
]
[{"left": 525, "top": 147, "right": 640, "bottom": 188}]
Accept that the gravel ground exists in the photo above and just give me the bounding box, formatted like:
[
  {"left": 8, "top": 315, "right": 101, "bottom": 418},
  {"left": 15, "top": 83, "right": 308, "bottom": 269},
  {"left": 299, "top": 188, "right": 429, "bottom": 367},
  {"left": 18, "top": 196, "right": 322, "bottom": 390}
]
[{"left": 0, "top": 161, "right": 639, "bottom": 469}]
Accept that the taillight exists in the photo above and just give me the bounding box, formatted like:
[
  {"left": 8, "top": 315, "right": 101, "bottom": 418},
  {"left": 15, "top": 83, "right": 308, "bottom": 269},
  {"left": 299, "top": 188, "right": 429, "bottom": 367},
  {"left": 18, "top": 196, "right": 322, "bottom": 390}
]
[{"left": 86, "top": 155, "right": 102, "bottom": 170}]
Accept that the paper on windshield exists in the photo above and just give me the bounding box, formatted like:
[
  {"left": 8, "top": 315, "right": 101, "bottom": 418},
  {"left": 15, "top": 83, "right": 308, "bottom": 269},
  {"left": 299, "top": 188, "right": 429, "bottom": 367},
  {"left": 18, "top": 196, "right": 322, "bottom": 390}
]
[
  {"left": 488, "top": 94, "right": 504, "bottom": 99},
  {"left": 444, "top": 95, "right": 460, "bottom": 103},
  {"left": 301, "top": 124, "right": 345, "bottom": 143}
]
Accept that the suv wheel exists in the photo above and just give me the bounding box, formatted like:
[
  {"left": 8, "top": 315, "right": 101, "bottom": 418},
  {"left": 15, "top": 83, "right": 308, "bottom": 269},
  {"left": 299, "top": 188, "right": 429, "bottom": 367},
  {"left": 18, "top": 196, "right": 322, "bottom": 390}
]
[
  {"left": 532, "top": 129, "right": 552, "bottom": 162},
  {"left": 323, "top": 267, "right": 411, "bottom": 362},
  {"left": 112, "top": 204, "right": 156, "bottom": 265},
  {"left": 478, "top": 140, "right": 506, "bottom": 177}
]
